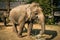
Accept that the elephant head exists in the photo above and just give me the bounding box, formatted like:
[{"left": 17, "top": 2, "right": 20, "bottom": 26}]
[{"left": 27, "top": 2, "right": 40, "bottom": 20}]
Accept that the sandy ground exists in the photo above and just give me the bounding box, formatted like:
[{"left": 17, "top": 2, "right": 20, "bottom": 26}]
[{"left": 0, "top": 22, "right": 60, "bottom": 40}]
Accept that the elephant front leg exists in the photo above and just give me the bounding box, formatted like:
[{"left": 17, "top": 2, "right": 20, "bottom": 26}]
[
  {"left": 18, "top": 21, "right": 25, "bottom": 38},
  {"left": 38, "top": 15, "right": 45, "bottom": 35},
  {"left": 27, "top": 22, "right": 33, "bottom": 36}
]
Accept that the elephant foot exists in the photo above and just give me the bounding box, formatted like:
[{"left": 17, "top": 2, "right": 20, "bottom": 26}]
[
  {"left": 27, "top": 35, "right": 30, "bottom": 37},
  {"left": 27, "top": 34, "right": 31, "bottom": 38},
  {"left": 17, "top": 32, "right": 23, "bottom": 38},
  {"left": 40, "top": 31, "right": 44, "bottom": 35},
  {"left": 13, "top": 29, "right": 18, "bottom": 33},
  {"left": 27, "top": 31, "right": 32, "bottom": 36},
  {"left": 36, "top": 34, "right": 45, "bottom": 39},
  {"left": 26, "top": 35, "right": 32, "bottom": 39},
  {"left": 27, "top": 33, "right": 32, "bottom": 37},
  {"left": 18, "top": 35, "right": 22, "bottom": 38},
  {"left": 17, "top": 34, "right": 22, "bottom": 38}
]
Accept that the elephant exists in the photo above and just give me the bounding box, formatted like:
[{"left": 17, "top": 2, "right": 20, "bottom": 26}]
[
  {"left": 9, "top": 2, "right": 45, "bottom": 37},
  {"left": 2, "top": 11, "right": 9, "bottom": 26}
]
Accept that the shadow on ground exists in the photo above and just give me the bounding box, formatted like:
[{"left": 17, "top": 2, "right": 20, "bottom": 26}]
[
  {"left": 0, "top": 24, "right": 58, "bottom": 40},
  {"left": 0, "top": 25, "right": 12, "bottom": 30},
  {"left": 31, "top": 29, "right": 57, "bottom": 40},
  {"left": 0, "top": 25, "right": 12, "bottom": 27}
]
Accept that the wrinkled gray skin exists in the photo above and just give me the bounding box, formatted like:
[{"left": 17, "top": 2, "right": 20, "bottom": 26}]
[{"left": 9, "top": 2, "right": 45, "bottom": 37}]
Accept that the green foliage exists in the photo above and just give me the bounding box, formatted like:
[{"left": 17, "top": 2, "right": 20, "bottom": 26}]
[{"left": 45, "top": 15, "right": 54, "bottom": 24}]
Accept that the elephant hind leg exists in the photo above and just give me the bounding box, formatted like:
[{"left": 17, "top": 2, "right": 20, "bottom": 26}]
[
  {"left": 13, "top": 24, "right": 18, "bottom": 33},
  {"left": 18, "top": 21, "right": 25, "bottom": 38}
]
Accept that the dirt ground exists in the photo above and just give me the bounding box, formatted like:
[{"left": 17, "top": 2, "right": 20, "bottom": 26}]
[{"left": 0, "top": 22, "right": 60, "bottom": 40}]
